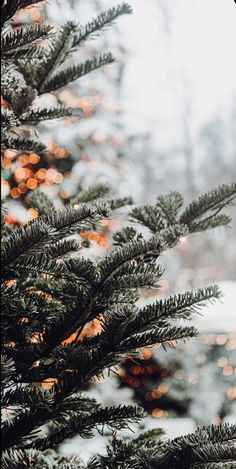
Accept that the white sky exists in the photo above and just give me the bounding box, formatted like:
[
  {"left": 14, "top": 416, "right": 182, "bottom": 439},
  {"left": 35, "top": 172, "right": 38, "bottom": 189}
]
[{"left": 119, "top": 0, "right": 236, "bottom": 141}]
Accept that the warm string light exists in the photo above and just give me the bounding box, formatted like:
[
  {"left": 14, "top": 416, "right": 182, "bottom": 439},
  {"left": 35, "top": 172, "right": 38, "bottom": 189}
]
[
  {"left": 152, "top": 408, "right": 168, "bottom": 419},
  {"left": 62, "top": 315, "right": 104, "bottom": 345},
  {"left": 38, "top": 378, "right": 58, "bottom": 391},
  {"left": 222, "top": 365, "right": 234, "bottom": 377},
  {"left": 48, "top": 142, "right": 69, "bottom": 159},
  {"left": 80, "top": 231, "right": 110, "bottom": 249},
  {"left": 141, "top": 349, "right": 152, "bottom": 360},
  {"left": 216, "top": 334, "right": 227, "bottom": 345},
  {"left": 226, "top": 336, "right": 236, "bottom": 351},
  {"left": 2, "top": 142, "right": 67, "bottom": 200}
]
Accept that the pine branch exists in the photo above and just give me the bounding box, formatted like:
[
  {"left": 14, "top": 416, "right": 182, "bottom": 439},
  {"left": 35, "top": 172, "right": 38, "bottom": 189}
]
[
  {"left": 185, "top": 214, "right": 232, "bottom": 233},
  {"left": 98, "top": 225, "right": 186, "bottom": 282},
  {"left": 89, "top": 424, "right": 236, "bottom": 469},
  {"left": 26, "top": 189, "right": 55, "bottom": 215},
  {"left": 1, "top": 134, "right": 46, "bottom": 155},
  {"left": 12, "top": 252, "right": 69, "bottom": 278},
  {"left": 129, "top": 191, "right": 184, "bottom": 232},
  {"left": 119, "top": 325, "right": 197, "bottom": 351},
  {"left": 73, "top": 3, "right": 133, "bottom": 47},
  {"left": 179, "top": 182, "right": 236, "bottom": 232},
  {"left": 2, "top": 384, "right": 54, "bottom": 409},
  {"left": 156, "top": 191, "right": 184, "bottom": 225},
  {"left": 2, "top": 222, "right": 50, "bottom": 273},
  {"left": 1, "top": 108, "right": 20, "bottom": 129},
  {"left": 71, "top": 183, "right": 112, "bottom": 204},
  {"left": 1, "top": 207, "right": 11, "bottom": 240},
  {"left": 113, "top": 226, "right": 143, "bottom": 245},
  {"left": 36, "top": 21, "right": 79, "bottom": 92},
  {"left": 1, "top": 356, "right": 16, "bottom": 384},
  {"left": 39, "top": 202, "right": 110, "bottom": 241},
  {"left": 48, "top": 239, "right": 79, "bottom": 258},
  {"left": 102, "top": 267, "right": 162, "bottom": 292},
  {"left": 40, "top": 53, "right": 115, "bottom": 94},
  {"left": 133, "top": 428, "right": 165, "bottom": 446},
  {"left": 2, "top": 203, "right": 110, "bottom": 272},
  {"left": 2, "top": 449, "right": 82, "bottom": 469},
  {"left": 109, "top": 196, "right": 133, "bottom": 210},
  {"left": 193, "top": 464, "right": 236, "bottom": 469},
  {"left": 21, "top": 105, "right": 79, "bottom": 124},
  {"left": 1, "top": 24, "right": 52, "bottom": 59},
  {"left": 127, "top": 285, "right": 222, "bottom": 333},
  {"left": 32, "top": 405, "right": 144, "bottom": 450},
  {"left": 130, "top": 183, "right": 236, "bottom": 235}
]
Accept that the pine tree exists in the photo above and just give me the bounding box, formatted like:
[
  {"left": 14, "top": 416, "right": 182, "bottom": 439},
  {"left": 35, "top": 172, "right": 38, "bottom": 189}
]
[
  {"left": 1, "top": 1, "right": 236, "bottom": 468},
  {"left": 1, "top": 0, "right": 132, "bottom": 201}
]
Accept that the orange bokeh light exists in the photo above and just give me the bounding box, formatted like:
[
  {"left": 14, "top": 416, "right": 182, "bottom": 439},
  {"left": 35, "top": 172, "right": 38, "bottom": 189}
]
[
  {"left": 35, "top": 168, "right": 47, "bottom": 180},
  {"left": 18, "top": 182, "right": 28, "bottom": 194},
  {"left": 216, "top": 334, "right": 227, "bottom": 345},
  {"left": 18, "top": 154, "right": 29, "bottom": 166},
  {"left": 152, "top": 408, "right": 168, "bottom": 418},
  {"left": 80, "top": 231, "right": 110, "bottom": 249},
  {"left": 10, "top": 187, "right": 21, "bottom": 199},
  {"left": 54, "top": 173, "right": 64, "bottom": 184},
  {"left": 41, "top": 378, "right": 58, "bottom": 390},
  {"left": 29, "top": 153, "right": 40, "bottom": 164},
  {"left": 27, "top": 178, "right": 38, "bottom": 190},
  {"left": 2, "top": 157, "right": 11, "bottom": 169},
  {"left": 223, "top": 365, "right": 233, "bottom": 376},
  {"left": 15, "top": 167, "right": 31, "bottom": 182}
]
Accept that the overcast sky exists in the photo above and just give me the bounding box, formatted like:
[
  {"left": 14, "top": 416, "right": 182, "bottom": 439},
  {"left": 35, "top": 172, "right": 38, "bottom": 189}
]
[{"left": 119, "top": 0, "right": 236, "bottom": 142}]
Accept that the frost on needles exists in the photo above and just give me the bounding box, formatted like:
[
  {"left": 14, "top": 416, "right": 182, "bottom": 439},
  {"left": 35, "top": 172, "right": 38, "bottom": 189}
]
[{"left": 1, "top": 1, "right": 236, "bottom": 468}]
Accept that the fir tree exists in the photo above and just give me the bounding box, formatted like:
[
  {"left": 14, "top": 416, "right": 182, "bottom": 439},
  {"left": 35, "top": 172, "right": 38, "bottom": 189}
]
[
  {"left": 1, "top": 0, "right": 132, "bottom": 199},
  {"left": 1, "top": 1, "right": 236, "bottom": 468}
]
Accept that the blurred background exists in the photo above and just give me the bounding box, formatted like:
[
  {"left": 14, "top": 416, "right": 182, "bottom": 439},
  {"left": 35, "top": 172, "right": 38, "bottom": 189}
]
[{"left": 2, "top": 0, "right": 236, "bottom": 458}]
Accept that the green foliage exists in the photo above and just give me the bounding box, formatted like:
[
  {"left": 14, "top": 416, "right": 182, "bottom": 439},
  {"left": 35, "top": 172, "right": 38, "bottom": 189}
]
[
  {"left": 1, "top": 1, "right": 131, "bottom": 158},
  {"left": 21, "top": 105, "right": 80, "bottom": 124},
  {"left": 1, "top": 181, "right": 236, "bottom": 466},
  {"left": 1, "top": 23, "right": 52, "bottom": 59},
  {"left": 179, "top": 183, "right": 236, "bottom": 232},
  {"left": 87, "top": 423, "right": 236, "bottom": 468},
  {"left": 72, "top": 3, "right": 133, "bottom": 47},
  {"left": 130, "top": 183, "right": 236, "bottom": 234},
  {"left": 1, "top": 134, "right": 46, "bottom": 155},
  {"left": 26, "top": 189, "right": 55, "bottom": 215},
  {"left": 71, "top": 183, "right": 133, "bottom": 212},
  {"left": 1, "top": 1, "right": 236, "bottom": 468},
  {"left": 71, "top": 182, "right": 112, "bottom": 204},
  {"left": 40, "top": 53, "right": 115, "bottom": 94}
]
